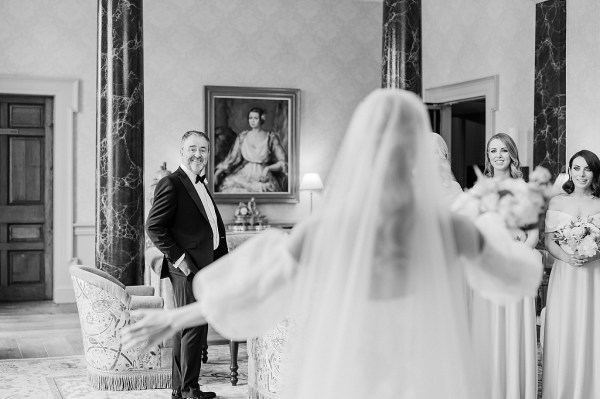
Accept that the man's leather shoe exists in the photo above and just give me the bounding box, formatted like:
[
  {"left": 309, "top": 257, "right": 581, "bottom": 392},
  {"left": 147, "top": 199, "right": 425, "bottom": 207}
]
[
  {"left": 185, "top": 389, "right": 216, "bottom": 399},
  {"left": 172, "top": 389, "right": 182, "bottom": 399}
]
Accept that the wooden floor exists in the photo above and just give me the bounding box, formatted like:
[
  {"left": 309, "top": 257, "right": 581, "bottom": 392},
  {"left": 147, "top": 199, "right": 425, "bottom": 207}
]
[
  {"left": 0, "top": 300, "right": 227, "bottom": 360},
  {"left": 0, "top": 301, "right": 82, "bottom": 359}
]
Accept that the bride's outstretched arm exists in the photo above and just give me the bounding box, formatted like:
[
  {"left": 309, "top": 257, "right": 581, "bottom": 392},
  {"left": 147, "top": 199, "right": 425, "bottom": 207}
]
[
  {"left": 461, "top": 212, "right": 543, "bottom": 302},
  {"left": 450, "top": 213, "right": 484, "bottom": 259},
  {"left": 121, "top": 304, "right": 207, "bottom": 350},
  {"left": 122, "top": 221, "right": 313, "bottom": 349},
  {"left": 191, "top": 224, "right": 311, "bottom": 341}
]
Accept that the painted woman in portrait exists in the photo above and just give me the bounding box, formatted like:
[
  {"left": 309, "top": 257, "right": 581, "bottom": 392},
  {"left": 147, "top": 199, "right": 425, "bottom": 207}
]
[{"left": 214, "top": 107, "right": 288, "bottom": 193}]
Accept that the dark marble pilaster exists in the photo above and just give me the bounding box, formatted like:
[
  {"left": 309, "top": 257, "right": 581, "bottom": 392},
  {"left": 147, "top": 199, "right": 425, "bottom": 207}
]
[
  {"left": 533, "top": 0, "right": 566, "bottom": 177},
  {"left": 96, "top": 0, "right": 144, "bottom": 285},
  {"left": 381, "top": 0, "right": 422, "bottom": 95}
]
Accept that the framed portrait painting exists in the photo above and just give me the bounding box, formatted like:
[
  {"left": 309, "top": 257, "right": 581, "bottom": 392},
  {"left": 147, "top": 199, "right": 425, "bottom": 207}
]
[{"left": 205, "top": 86, "right": 300, "bottom": 203}]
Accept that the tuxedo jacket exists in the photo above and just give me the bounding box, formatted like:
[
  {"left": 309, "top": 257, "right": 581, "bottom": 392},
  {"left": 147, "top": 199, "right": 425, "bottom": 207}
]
[{"left": 146, "top": 167, "right": 228, "bottom": 279}]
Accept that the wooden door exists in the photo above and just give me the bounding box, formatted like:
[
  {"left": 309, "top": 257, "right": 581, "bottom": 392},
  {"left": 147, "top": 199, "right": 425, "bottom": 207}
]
[{"left": 0, "top": 95, "right": 53, "bottom": 301}]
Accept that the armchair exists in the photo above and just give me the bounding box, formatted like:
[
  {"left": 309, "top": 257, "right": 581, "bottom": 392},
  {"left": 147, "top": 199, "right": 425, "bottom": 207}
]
[
  {"left": 248, "top": 319, "right": 292, "bottom": 399},
  {"left": 69, "top": 265, "right": 171, "bottom": 390}
]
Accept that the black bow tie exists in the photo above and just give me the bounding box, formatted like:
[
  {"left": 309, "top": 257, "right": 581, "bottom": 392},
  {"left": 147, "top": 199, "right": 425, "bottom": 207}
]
[{"left": 195, "top": 174, "right": 206, "bottom": 184}]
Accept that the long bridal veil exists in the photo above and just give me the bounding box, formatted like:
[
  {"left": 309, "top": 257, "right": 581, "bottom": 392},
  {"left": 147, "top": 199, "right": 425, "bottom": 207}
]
[{"left": 282, "top": 89, "right": 482, "bottom": 398}]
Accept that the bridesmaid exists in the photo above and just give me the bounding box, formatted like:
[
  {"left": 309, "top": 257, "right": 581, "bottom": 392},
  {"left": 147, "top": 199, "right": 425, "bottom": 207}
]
[
  {"left": 542, "top": 150, "right": 600, "bottom": 398},
  {"left": 469, "top": 133, "right": 539, "bottom": 399}
]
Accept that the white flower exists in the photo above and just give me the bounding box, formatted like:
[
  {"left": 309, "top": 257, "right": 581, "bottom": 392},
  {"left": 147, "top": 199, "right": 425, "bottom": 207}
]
[
  {"left": 555, "top": 218, "right": 600, "bottom": 258},
  {"left": 452, "top": 173, "right": 547, "bottom": 231},
  {"left": 570, "top": 226, "right": 586, "bottom": 240},
  {"left": 589, "top": 224, "right": 600, "bottom": 236},
  {"left": 566, "top": 237, "right": 579, "bottom": 250},
  {"left": 578, "top": 235, "right": 598, "bottom": 257}
]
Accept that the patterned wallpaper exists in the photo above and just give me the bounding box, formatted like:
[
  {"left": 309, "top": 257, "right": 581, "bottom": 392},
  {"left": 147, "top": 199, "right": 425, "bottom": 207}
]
[
  {"left": 566, "top": 0, "right": 600, "bottom": 158},
  {"left": 422, "top": 0, "right": 537, "bottom": 167},
  {"left": 142, "top": 0, "right": 382, "bottom": 221},
  {"left": 423, "top": 0, "right": 600, "bottom": 169},
  {"left": 2, "top": 0, "right": 598, "bottom": 226},
  {"left": 0, "top": 0, "right": 382, "bottom": 225},
  {"left": 0, "top": 0, "right": 97, "bottom": 222}
]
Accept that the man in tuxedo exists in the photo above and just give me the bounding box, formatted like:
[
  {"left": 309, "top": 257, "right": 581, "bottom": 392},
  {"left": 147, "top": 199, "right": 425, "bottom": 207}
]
[{"left": 146, "top": 130, "right": 228, "bottom": 399}]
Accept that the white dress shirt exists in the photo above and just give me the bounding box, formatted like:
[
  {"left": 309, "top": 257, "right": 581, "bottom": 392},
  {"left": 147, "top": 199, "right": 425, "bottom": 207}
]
[{"left": 175, "top": 164, "right": 220, "bottom": 270}]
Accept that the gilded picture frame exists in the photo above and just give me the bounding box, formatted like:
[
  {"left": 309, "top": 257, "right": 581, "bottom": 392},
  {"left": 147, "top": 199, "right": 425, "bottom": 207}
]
[{"left": 205, "top": 86, "right": 300, "bottom": 203}]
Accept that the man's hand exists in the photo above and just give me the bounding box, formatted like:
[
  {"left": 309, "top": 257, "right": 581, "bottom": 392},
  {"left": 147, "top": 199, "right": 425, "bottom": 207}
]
[{"left": 178, "top": 258, "right": 192, "bottom": 276}]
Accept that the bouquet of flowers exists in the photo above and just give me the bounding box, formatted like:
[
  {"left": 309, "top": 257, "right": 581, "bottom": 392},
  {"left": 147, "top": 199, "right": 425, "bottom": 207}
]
[
  {"left": 554, "top": 217, "right": 600, "bottom": 257},
  {"left": 451, "top": 167, "right": 548, "bottom": 231}
]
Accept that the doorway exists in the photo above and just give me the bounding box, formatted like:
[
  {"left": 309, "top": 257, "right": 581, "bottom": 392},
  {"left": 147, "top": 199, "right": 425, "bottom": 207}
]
[
  {"left": 0, "top": 95, "right": 53, "bottom": 301},
  {"left": 428, "top": 98, "right": 486, "bottom": 189}
]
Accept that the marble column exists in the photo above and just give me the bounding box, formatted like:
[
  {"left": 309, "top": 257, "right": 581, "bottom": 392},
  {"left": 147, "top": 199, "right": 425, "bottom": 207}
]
[
  {"left": 533, "top": 0, "right": 566, "bottom": 177},
  {"left": 381, "top": 0, "right": 422, "bottom": 95},
  {"left": 96, "top": 0, "right": 145, "bottom": 285}
]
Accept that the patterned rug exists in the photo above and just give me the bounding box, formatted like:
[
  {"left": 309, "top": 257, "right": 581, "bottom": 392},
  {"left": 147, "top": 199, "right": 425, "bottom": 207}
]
[
  {"left": 0, "top": 342, "right": 545, "bottom": 399},
  {"left": 0, "top": 343, "right": 247, "bottom": 399}
]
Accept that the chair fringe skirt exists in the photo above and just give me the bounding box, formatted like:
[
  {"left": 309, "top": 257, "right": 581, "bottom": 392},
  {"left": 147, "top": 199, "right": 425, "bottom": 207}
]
[
  {"left": 87, "top": 368, "right": 171, "bottom": 390},
  {"left": 249, "top": 386, "right": 277, "bottom": 399}
]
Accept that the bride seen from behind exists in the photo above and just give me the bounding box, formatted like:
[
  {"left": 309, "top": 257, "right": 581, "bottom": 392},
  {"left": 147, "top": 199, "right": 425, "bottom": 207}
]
[
  {"left": 122, "top": 89, "right": 543, "bottom": 399},
  {"left": 542, "top": 149, "right": 600, "bottom": 399}
]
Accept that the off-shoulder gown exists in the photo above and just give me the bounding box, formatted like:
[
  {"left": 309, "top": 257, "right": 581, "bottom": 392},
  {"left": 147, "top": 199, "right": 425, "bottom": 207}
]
[
  {"left": 542, "top": 210, "right": 600, "bottom": 399},
  {"left": 468, "top": 242, "right": 540, "bottom": 399}
]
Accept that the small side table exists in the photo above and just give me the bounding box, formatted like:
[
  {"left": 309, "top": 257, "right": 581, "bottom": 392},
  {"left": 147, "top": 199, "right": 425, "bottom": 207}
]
[{"left": 229, "top": 340, "right": 242, "bottom": 385}]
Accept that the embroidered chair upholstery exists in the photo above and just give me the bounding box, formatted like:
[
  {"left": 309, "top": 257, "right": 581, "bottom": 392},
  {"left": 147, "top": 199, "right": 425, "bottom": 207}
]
[
  {"left": 247, "top": 319, "right": 292, "bottom": 399},
  {"left": 69, "top": 265, "right": 170, "bottom": 390}
]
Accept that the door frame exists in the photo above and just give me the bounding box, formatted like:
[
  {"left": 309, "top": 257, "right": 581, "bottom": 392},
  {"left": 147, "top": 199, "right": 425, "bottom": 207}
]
[
  {"left": 424, "top": 75, "right": 499, "bottom": 146},
  {"left": 0, "top": 76, "right": 79, "bottom": 302},
  {"left": 0, "top": 96, "right": 54, "bottom": 299}
]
